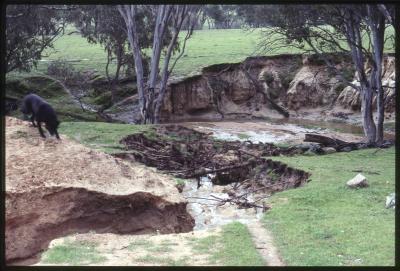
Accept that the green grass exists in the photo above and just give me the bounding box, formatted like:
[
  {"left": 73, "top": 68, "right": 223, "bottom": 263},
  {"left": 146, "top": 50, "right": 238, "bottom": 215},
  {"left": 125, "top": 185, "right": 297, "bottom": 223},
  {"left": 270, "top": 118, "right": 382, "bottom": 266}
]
[
  {"left": 237, "top": 133, "right": 251, "bottom": 140},
  {"left": 262, "top": 147, "right": 395, "bottom": 266},
  {"left": 127, "top": 239, "right": 154, "bottom": 251},
  {"left": 28, "top": 25, "right": 394, "bottom": 79},
  {"left": 41, "top": 240, "right": 106, "bottom": 265},
  {"left": 34, "top": 27, "right": 263, "bottom": 78},
  {"left": 59, "top": 121, "right": 153, "bottom": 153},
  {"left": 175, "top": 178, "right": 187, "bottom": 186},
  {"left": 190, "top": 222, "right": 265, "bottom": 266},
  {"left": 6, "top": 73, "right": 99, "bottom": 122}
]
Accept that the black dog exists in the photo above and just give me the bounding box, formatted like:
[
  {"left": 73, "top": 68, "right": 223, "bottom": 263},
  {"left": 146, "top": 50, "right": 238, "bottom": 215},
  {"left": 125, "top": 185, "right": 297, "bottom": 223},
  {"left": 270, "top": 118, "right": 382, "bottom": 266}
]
[{"left": 21, "top": 94, "right": 61, "bottom": 139}]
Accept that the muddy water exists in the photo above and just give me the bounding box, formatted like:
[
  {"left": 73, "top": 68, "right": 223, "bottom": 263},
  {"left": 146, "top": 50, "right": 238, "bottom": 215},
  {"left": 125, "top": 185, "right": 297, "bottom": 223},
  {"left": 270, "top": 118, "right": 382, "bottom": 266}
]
[
  {"left": 180, "top": 117, "right": 394, "bottom": 143},
  {"left": 182, "top": 176, "right": 265, "bottom": 230},
  {"left": 177, "top": 119, "right": 322, "bottom": 231},
  {"left": 181, "top": 118, "right": 365, "bottom": 145}
]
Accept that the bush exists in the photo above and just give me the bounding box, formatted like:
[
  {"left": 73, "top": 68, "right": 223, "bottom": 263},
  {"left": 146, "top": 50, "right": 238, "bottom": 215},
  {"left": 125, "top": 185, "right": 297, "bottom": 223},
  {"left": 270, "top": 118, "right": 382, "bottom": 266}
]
[
  {"left": 47, "top": 59, "right": 76, "bottom": 80},
  {"left": 46, "top": 59, "right": 87, "bottom": 85}
]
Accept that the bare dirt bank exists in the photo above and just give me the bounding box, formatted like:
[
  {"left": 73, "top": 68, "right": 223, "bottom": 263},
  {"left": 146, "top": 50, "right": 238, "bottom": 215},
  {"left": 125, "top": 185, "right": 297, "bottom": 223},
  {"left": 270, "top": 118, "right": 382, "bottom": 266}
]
[
  {"left": 5, "top": 117, "right": 194, "bottom": 264},
  {"left": 158, "top": 53, "right": 395, "bottom": 123}
]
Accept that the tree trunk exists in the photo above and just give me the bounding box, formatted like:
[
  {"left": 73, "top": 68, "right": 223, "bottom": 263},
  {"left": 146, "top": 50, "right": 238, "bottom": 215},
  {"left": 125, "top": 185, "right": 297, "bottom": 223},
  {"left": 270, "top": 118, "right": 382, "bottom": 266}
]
[
  {"left": 343, "top": 9, "right": 377, "bottom": 144},
  {"left": 360, "top": 83, "right": 377, "bottom": 144},
  {"left": 118, "top": 5, "right": 146, "bottom": 122},
  {"left": 304, "top": 133, "right": 348, "bottom": 146},
  {"left": 114, "top": 45, "right": 123, "bottom": 83},
  {"left": 148, "top": 5, "right": 171, "bottom": 90},
  {"left": 154, "top": 6, "right": 200, "bottom": 124},
  {"left": 105, "top": 48, "right": 116, "bottom": 104},
  {"left": 368, "top": 5, "right": 385, "bottom": 144},
  {"left": 153, "top": 7, "right": 186, "bottom": 123}
]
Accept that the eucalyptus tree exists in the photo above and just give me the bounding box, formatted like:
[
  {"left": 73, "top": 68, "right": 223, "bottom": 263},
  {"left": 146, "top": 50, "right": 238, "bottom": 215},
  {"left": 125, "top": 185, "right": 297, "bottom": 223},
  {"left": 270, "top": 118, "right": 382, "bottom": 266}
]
[
  {"left": 241, "top": 4, "right": 394, "bottom": 145},
  {"left": 6, "top": 5, "right": 69, "bottom": 73},
  {"left": 118, "top": 5, "right": 202, "bottom": 123},
  {"left": 70, "top": 5, "right": 155, "bottom": 103}
]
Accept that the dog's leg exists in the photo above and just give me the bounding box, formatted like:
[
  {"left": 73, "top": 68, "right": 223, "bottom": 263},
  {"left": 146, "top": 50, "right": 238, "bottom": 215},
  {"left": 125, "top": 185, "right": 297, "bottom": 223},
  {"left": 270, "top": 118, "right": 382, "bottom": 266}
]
[
  {"left": 54, "top": 130, "right": 60, "bottom": 140},
  {"left": 37, "top": 122, "right": 46, "bottom": 138},
  {"left": 31, "top": 114, "right": 37, "bottom": 127}
]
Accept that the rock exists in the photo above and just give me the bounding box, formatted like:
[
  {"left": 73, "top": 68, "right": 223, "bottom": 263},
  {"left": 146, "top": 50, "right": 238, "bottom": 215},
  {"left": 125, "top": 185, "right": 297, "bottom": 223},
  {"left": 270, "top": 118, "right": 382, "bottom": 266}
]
[
  {"left": 296, "top": 142, "right": 321, "bottom": 152},
  {"left": 286, "top": 63, "right": 341, "bottom": 110},
  {"left": 346, "top": 173, "right": 369, "bottom": 188},
  {"left": 322, "top": 147, "right": 336, "bottom": 154},
  {"left": 340, "top": 146, "right": 353, "bottom": 152},
  {"left": 380, "top": 140, "right": 394, "bottom": 148},
  {"left": 309, "top": 143, "right": 323, "bottom": 154},
  {"left": 385, "top": 193, "right": 395, "bottom": 209},
  {"left": 295, "top": 143, "right": 313, "bottom": 151},
  {"left": 356, "top": 143, "right": 368, "bottom": 150},
  {"left": 337, "top": 56, "right": 395, "bottom": 113},
  {"left": 303, "top": 150, "right": 317, "bottom": 156}
]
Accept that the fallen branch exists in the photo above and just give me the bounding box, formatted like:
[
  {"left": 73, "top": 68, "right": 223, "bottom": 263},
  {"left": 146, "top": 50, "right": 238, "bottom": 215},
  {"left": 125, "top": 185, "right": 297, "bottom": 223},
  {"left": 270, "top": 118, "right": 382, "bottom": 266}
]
[
  {"left": 304, "top": 133, "right": 348, "bottom": 147},
  {"left": 182, "top": 160, "right": 255, "bottom": 178}
]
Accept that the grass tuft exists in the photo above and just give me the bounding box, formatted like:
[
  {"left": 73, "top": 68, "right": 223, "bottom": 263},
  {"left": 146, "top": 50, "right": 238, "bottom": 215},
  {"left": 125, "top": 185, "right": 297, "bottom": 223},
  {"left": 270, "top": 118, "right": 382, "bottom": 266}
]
[{"left": 41, "top": 240, "right": 106, "bottom": 265}]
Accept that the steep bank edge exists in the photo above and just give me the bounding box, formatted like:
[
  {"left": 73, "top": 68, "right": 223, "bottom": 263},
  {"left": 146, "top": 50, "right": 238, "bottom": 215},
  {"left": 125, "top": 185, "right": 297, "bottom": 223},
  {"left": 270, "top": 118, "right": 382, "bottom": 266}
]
[{"left": 6, "top": 187, "right": 194, "bottom": 264}]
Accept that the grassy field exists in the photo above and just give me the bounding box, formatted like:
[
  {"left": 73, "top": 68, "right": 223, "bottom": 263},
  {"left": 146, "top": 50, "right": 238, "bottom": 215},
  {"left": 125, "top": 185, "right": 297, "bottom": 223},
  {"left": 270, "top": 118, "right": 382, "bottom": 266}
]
[
  {"left": 263, "top": 147, "right": 395, "bottom": 266},
  {"left": 20, "top": 24, "right": 395, "bottom": 79},
  {"left": 33, "top": 26, "right": 265, "bottom": 77}
]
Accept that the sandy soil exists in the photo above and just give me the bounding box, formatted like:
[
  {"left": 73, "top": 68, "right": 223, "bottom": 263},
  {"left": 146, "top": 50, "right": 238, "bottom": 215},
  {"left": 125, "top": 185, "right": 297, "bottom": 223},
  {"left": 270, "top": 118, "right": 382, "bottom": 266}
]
[
  {"left": 5, "top": 116, "right": 181, "bottom": 201},
  {"left": 247, "top": 220, "right": 284, "bottom": 266},
  {"left": 34, "top": 228, "right": 223, "bottom": 266}
]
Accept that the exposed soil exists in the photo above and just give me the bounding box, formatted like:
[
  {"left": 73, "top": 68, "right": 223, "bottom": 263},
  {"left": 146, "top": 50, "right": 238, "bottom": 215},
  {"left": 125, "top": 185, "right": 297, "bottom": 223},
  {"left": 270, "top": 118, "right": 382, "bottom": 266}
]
[
  {"left": 5, "top": 117, "right": 194, "bottom": 265},
  {"left": 247, "top": 220, "right": 285, "bottom": 266},
  {"left": 35, "top": 229, "right": 222, "bottom": 266},
  {"left": 35, "top": 222, "right": 284, "bottom": 266},
  {"left": 157, "top": 53, "right": 395, "bottom": 123}
]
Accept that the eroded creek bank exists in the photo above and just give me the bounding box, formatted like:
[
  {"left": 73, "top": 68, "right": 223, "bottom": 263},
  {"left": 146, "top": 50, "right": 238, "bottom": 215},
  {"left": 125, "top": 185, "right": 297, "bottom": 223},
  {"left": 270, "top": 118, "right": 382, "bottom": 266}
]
[
  {"left": 114, "top": 124, "right": 312, "bottom": 231},
  {"left": 5, "top": 117, "right": 194, "bottom": 265}
]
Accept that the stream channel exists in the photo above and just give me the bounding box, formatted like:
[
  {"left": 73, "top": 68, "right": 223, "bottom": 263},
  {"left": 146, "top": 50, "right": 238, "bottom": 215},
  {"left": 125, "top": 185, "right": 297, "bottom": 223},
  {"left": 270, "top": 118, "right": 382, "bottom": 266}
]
[{"left": 163, "top": 118, "right": 374, "bottom": 231}]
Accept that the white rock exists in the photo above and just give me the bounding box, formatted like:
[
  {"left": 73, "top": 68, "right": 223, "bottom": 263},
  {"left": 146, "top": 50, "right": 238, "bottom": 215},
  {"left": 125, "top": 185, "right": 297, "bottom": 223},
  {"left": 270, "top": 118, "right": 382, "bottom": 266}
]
[
  {"left": 346, "top": 174, "right": 368, "bottom": 188},
  {"left": 385, "top": 193, "right": 395, "bottom": 209},
  {"left": 322, "top": 147, "right": 336, "bottom": 154}
]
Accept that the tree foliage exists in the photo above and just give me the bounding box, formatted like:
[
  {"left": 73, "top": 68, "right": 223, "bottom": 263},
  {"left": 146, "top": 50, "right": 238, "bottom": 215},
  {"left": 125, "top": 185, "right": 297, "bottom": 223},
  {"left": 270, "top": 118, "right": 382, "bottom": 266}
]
[
  {"left": 6, "top": 5, "right": 67, "bottom": 73},
  {"left": 240, "top": 4, "right": 395, "bottom": 144}
]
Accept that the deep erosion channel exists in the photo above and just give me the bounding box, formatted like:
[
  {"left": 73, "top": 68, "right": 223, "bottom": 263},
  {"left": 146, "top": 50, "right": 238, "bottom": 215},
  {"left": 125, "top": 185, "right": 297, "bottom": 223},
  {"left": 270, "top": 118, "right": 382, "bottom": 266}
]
[{"left": 114, "top": 125, "right": 311, "bottom": 230}]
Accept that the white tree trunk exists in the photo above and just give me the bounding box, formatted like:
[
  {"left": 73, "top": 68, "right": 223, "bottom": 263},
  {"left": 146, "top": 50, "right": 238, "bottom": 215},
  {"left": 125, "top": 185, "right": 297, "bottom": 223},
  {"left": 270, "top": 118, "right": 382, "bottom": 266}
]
[
  {"left": 367, "top": 5, "right": 386, "bottom": 144},
  {"left": 148, "top": 5, "right": 171, "bottom": 90},
  {"left": 117, "top": 5, "right": 146, "bottom": 122}
]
